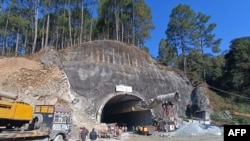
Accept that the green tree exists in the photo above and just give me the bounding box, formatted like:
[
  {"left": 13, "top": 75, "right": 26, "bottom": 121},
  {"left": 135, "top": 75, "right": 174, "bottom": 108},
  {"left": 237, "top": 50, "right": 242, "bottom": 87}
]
[
  {"left": 158, "top": 39, "right": 177, "bottom": 66},
  {"left": 192, "top": 12, "right": 221, "bottom": 81},
  {"left": 133, "top": 0, "right": 154, "bottom": 47},
  {"left": 224, "top": 37, "right": 250, "bottom": 95},
  {"left": 165, "top": 4, "right": 196, "bottom": 74},
  {"left": 31, "top": 0, "right": 39, "bottom": 55},
  {"left": 164, "top": 4, "right": 221, "bottom": 81},
  {"left": 206, "top": 54, "right": 225, "bottom": 87},
  {"left": 0, "top": 0, "right": 29, "bottom": 56},
  {"left": 96, "top": 0, "right": 154, "bottom": 47},
  {"left": 44, "top": 0, "right": 54, "bottom": 51},
  {"left": 186, "top": 50, "right": 203, "bottom": 81},
  {"left": 0, "top": 5, "right": 10, "bottom": 56}
]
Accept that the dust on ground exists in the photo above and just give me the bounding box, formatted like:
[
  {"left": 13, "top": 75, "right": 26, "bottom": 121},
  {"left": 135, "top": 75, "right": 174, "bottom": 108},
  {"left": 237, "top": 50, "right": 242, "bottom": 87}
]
[
  {"left": 71, "top": 132, "right": 223, "bottom": 141},
  {"left": 118, "top": 132, "right": 223, "bottom": 141}
]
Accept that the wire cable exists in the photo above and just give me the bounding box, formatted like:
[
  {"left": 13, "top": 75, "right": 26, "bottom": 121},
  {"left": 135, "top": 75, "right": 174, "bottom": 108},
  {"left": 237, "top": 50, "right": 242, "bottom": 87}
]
[{"left": 207, "top": 85, "right": 250, "bottom": 100}]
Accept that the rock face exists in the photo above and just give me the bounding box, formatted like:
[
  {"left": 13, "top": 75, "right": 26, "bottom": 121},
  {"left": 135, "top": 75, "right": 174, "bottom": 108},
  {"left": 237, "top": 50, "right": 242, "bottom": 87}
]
[
  {"left": 190, "top": 87, "right": 211, "bottom": 120},
  {"left": 41, "top": 40, "right": 195, "bottom": 123}
]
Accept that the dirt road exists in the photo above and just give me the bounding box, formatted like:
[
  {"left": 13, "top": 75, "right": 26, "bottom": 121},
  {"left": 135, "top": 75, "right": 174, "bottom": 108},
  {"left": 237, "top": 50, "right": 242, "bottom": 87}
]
[{"left": 95, "top": 132, "right": 223, "bottom": 141}]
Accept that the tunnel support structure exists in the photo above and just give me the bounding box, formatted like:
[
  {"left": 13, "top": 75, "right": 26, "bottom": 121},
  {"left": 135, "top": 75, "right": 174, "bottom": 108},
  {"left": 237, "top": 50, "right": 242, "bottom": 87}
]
[
  {"left": 108, "top": 91, "right": 180, "bottom": 115},
  {"left": 96, "top": 92, "right": 145, "bottom": 123}
]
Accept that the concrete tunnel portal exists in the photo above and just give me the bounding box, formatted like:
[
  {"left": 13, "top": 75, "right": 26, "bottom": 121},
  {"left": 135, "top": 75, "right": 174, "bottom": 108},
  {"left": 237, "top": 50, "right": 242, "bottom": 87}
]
[{"left": 99, "top": 93, "right": 153, "bottom": 130}]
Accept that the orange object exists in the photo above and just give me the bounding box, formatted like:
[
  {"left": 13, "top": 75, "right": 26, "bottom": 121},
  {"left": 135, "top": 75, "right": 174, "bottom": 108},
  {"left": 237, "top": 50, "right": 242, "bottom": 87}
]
[{"left": 143, "top": 127, "right": 148, "bottom": 132}]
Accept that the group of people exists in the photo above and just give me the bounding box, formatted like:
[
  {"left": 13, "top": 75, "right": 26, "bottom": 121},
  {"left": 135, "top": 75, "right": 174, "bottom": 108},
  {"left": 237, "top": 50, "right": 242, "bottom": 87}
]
[
  {"left": 80, "top": 124, "right": 126, "bottom": 141},
  {"left": 80, "top": 127, "right": 97, "bottom": 141},
  {"left": 121, "top": 125, "right": 128, "bottom": 132}
]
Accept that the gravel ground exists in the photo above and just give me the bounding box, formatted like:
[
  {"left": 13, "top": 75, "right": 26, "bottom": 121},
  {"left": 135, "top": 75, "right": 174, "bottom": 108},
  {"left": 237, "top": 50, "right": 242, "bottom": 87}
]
[
  {"left": 86, "top": 132, "right": 223, "bottom": 141},
  {"left": 73, "top": 120, "right": 224, "bottom": 141}
]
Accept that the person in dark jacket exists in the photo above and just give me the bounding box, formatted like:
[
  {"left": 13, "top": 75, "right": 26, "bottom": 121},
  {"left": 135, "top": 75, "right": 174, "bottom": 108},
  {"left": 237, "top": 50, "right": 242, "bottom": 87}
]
[
  {"left": 80, "top": 127, "right": 89, "bottom": 141},
  {"left": 89, "top": 128, "right": 98, "bottom": 141}
]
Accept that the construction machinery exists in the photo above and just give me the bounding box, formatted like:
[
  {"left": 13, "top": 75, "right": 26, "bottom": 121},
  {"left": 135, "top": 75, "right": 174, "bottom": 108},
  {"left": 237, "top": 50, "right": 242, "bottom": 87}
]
[
  {"left": 0, "top": 91, "right": 33, "bottom": 129},
  {"left": 128, "top": 91, "right": 181, "bottom": 135},
  {"left": 0, "top": 90, "right": 72, "bottom": 141},
  {"left": 108, "top": 91, "right": 180, "bottom": 114},
  {"left": 94, "top": 123, "right": 117, "bottom": 138}
]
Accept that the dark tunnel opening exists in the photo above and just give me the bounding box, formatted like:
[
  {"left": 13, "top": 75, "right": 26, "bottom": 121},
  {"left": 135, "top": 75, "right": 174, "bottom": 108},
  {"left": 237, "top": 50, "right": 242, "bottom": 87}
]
[{"left": 100, "top": 94, "right": 153, "bottom": 131}]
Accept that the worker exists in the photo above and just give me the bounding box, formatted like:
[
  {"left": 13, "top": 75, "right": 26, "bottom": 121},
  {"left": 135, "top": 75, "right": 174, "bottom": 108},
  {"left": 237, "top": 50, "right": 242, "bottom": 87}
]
[
  {"left": 121, "top": 125, "right": 126, "bottom": 132},
  {"left": 89, "top": 128, "right": 98, "bottom": 141},
  {"left": 124, "top": 125, "right": 127, "bottom": 132},
  {"left": 116, "top": 127, "right": 122, "bottom": 140},
  {"left": 135, "top": 126, "right": 138, "bottom": 133},
  {"left": 80, "top": 127, "right": 89, "bottom": 141},
  {"left": 143, "top": 126, "right": 148, "bottom": 135},
  {"left": 139, "top": 126, "right": 143, "bottom": 134},
  {"left": 186, "top": 103, "right": 193, "bottom": 119}
]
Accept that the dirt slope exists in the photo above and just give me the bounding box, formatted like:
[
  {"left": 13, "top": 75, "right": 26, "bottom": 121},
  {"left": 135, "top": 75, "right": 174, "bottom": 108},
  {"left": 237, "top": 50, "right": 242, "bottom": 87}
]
[
  {"left": 0, "top": 57, "right": 42, "bottom": 83},
  {"left": 0, "top": 57, "right": 67, "bottom": 101}
]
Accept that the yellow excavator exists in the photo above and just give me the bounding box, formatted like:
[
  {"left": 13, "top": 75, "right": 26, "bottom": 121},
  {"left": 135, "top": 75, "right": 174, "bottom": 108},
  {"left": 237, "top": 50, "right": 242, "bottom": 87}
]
[{"left": 0, "top": 91, "right": 33, "bottom": 129}]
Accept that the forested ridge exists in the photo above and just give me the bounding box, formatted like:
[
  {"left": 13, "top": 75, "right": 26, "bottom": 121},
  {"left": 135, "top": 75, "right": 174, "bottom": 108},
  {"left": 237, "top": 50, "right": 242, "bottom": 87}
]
[
  {"left": 0, "top": 0, "right": 249, "bottom": 123},
  {"left": 0, "top": 0, "right": 154, "bottom": 56}
]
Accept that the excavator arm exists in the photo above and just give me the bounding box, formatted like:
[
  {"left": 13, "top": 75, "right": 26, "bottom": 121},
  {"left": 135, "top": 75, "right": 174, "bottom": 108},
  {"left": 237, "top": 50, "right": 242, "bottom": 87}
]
[{"left": 0, "top": 90, "right": 18, "bottom": 100}]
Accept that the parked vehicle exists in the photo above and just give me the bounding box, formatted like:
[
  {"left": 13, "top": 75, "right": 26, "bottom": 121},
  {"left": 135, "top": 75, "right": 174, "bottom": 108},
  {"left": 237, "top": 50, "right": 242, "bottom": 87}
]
[{"left": 0, "top": 90, "right": 72, "bottom": 141}]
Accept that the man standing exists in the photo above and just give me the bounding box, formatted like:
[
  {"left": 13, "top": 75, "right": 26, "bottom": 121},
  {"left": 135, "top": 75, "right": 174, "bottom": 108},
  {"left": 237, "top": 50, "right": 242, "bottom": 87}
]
[
  {"left": 89, "top": 128, "right": 98, "bottom": 141},
  {"left": 80, "top": 127, "right": 89, "bottom": 141}
]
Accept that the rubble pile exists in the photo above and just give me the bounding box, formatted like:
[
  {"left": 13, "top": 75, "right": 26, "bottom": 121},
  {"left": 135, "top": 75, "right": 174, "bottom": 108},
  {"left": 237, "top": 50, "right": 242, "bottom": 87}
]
[{"left": 155, "top": 120, "right": 223, "bottom": 137}]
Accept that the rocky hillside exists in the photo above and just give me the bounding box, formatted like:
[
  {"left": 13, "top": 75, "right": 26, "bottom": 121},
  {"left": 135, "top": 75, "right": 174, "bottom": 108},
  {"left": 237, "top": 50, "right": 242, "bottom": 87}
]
[
  {"left": 0, "top": 40, "right": 212, "bottom": 140},
  {"left": 0, "top": 57, "right": 69, "bottom": 105}
]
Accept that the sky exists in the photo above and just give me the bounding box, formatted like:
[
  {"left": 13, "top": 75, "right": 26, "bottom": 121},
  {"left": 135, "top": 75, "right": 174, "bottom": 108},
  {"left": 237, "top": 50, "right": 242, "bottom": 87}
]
[{"left": 145, "top": 0, "right": 250, "bottom": 58}]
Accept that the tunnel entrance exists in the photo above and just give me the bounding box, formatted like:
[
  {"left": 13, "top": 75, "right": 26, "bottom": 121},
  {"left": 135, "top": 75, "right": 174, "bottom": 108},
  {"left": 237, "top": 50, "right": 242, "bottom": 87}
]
[{"left": 100, "top": 94, "right": 153, "bottom": 131}]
